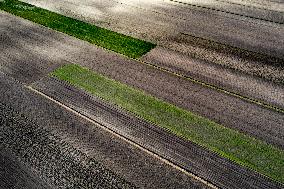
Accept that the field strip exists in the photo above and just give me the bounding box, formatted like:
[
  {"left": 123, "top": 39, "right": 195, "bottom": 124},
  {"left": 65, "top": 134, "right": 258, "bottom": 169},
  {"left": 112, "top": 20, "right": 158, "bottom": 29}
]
[
  {"left": 26, "top": 85, "right": 218, "bottom": 189},
  {"left": 30, "top": 76, "right": 284, "bottom": 188},
  {"left": 102, "top": 0, "right": 282, "bottom": 30},
  {"left": 50, "top": 64, "right": 284, "bottom": 184},
  {"left": 108, "top": 0, "right": 284, "bottom": 26},
  {"left": 1, "top": 1, "right": 282, "bottom": 186},
  {"left": 0, "top": 0, "right": 156, "bottom": 58},
  {"left": 103, "top": 0, "right": 283, "bottom": 31},
  {"left": 138, "top": 57, "right": 284, "bottom": 114},
  {"left": 1, "top": 0, "right": 283, "bottom": 114},
  {"left": 168, "top": 0, "right": 284, "bottom": 24},
  {"left": 179, "top": 32, "right": 284, "bottom": 67}
]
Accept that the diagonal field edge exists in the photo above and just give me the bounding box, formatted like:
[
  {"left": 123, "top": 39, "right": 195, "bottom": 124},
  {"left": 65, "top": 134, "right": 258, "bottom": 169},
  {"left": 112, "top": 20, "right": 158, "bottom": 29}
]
[
  {"left": 1, "top": 0, "right": 283, "bottom": 116},
  {"left": 28, "top": 83, "right": 217, "bottom": 189},
  {"left": 31, "top": 76, "right": 284, "bottom": 189},
  {"left": 51, "top": 64, "right": 284, "bottom": 184},
  {"left": 138, "top": 57, "right": 284, "bottom": 114}
]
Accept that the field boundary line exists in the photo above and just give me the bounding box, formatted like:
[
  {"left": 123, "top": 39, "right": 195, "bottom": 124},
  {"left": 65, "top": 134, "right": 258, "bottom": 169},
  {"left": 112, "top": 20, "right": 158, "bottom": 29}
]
[
  {"left": 26, "top": 85, "right": 219, "bottom": 189},
  {"left": 2, "top": 9, "right": 283, "bottom": 114},
  {"left": 136, "top": 58, "right": 284, "bottom": 114}
]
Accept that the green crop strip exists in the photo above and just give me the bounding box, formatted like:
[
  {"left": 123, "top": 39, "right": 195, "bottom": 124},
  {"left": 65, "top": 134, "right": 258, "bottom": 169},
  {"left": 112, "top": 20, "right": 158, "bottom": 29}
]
[
  {"left": 0, "top": 0, "right": 156, "bottom": 58},
  {"left": 51, "top": 64, "right": 284, "bottom": 184}
]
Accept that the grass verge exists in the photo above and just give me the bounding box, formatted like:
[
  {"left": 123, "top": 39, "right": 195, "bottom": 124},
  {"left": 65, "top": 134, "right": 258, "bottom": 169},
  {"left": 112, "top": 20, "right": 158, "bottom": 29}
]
[
  {"left": 51, "top": 64, "right": 284, "bottom": 184},
  {"left": 0, "top": 0, "right": 156, "bottom": 58}
]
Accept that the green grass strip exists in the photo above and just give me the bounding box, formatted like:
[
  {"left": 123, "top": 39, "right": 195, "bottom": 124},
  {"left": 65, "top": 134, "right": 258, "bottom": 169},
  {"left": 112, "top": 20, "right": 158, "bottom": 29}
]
[
  {"left": 51, "top": 64, "right": 284, "bottom": 184},
  {"left": 0, "top": 0, "right": 156, "bottom": 58}
]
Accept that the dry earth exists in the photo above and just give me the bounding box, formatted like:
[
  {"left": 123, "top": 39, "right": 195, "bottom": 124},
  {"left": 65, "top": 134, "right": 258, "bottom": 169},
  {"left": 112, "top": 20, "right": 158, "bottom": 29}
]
[
  {"left": 21, "top": 0, "right": 284, "bottom": 82},
  {"left": 1, "top": 12, "right": 283, "bottom": 150},
  {"left": 1, "top": 0, "right": 284, "bottom": 188},
  {"left": 0, "top": 72, "right": 210, "bottom": 189}
]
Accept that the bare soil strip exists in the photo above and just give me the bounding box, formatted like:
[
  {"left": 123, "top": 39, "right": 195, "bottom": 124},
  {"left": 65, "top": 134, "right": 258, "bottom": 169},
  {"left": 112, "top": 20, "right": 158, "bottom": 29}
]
[
  {"left": 1, "top": 11, "right": 283, "bottom": 150},
  {"left": 30, "top": 76, "right": 284, "bottom": 189},
  {"left": 0, "top": 72, "right": 208, "bottom": 189},
  {"left": 18, "top": 0, "right": 284, "bottom": 84},
  {"left": 49, "top": 64, "right": 284, "bottom": 184},
  {"left": 141, "top": 47, "right": 284, "bottom": 111},
  {"left": 21, "top": 0, "right": 284, "bottom": 58},
  {"left": 171, "top": 33, "right": 284, "bottom": 84}
]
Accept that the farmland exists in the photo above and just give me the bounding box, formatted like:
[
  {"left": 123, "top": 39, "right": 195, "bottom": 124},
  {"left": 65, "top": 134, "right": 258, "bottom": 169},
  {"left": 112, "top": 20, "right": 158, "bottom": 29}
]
[
  {"left": 51, "top": 63, "right": 284, "bottom": 184},
  {"left": 0, "top": 0, "right": 284, "bottom": 188}
]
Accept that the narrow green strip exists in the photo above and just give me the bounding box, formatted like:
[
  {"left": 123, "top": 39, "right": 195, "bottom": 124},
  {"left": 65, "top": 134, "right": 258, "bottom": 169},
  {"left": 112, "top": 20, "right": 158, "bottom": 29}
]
[
  {"left": 51, "top": 64, "right": 284, "bottom": 184},
  {"left": 0, "top": 0, "right": 156, "bottom": 58}
]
